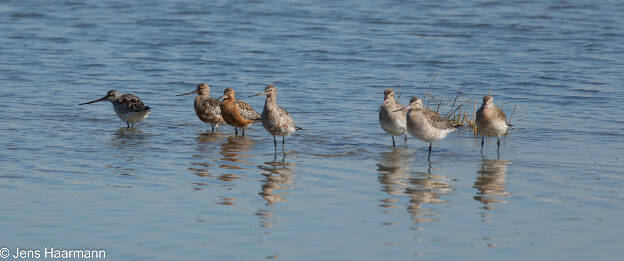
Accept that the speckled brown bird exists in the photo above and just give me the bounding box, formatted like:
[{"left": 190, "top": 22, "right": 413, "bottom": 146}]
[{"left": 177, "top": 83, "right": 224, "bottom": 132}]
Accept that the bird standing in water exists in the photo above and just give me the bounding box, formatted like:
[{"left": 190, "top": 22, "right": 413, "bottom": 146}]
[
  {"left": 476, "top": 95, "right": 512, "bottom": 155},
  {"left": 251, "top": 84, "right": 301, "bottom": 151},
  {"left": 220, "top": 88, "right": 261, "bottom": 136},
  {"left": 177, "top": 83, "right": 225, "bottom": 133},
  {"left": 402, "top": 97, "right": 460, "bottom": 160},
  {"left": 378, "top": 88, "right": 407, "bottom": 147},
  {"left": 79, "top": 90, "right": 150, "bottom": 128}
]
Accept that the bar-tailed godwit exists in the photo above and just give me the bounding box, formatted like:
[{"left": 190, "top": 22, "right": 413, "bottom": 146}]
[
  {"left": 402, "top": 97, "right": 460, "bottom": 160},
  {"left": 476, "top": 95, "right": 513, "bottom": 154},
  {"left": 79, "top": 90, "right": 150, "bottom": 128},
  {"left": 378, "top": 89, "right": 407, "bottom": 147},
  {"left": 177, "top": 83, "right": 225, "bottom": 132},
  {"left": 251, "top": 84, "right": 301, "bottom": 150},
  {"left": 220, "top": 88, "right": 261, "bottom": 136}
]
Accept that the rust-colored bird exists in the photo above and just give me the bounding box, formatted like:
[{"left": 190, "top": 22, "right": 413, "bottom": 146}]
[{"left": 220, "top": 88, "right": 261, "bottom": 136}]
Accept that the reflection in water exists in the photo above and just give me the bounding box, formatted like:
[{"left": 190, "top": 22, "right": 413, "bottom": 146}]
[
  {"left": 188, "top": 132, "right": 228, "bottom": 179},
  {"left": 109, "top": 127, "right": 148, "bottom": 148},
  {"left": 474, "top": 158, "right": 511, "bottom": 211},
  {"left": 108, "top": 128, "right": 150, "bottom": 175},
  {"left": 377, "top": 148, "right": 413, "bottom": 208},
  {"left": 376, "top": 148, "right": 452, "bottom": 223},
  {"left": 406, "top": 164, "right": 453, "bottom": 223},
  {"left": 188, "top": 133, "right": 256, "bottom": 206},
  {"left": 256, "top": 153, "right": 297, "bottom": 228},
  {"left": 220, "top": 136, "right": 255, "bottom": 164}
]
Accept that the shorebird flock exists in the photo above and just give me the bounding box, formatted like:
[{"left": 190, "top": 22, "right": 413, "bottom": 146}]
[
  {"left": 378, "top": 88, "right": 514, "bottom": 158},
  {"left": 79, "top": 85, "right": 513, "bottom": 156}
]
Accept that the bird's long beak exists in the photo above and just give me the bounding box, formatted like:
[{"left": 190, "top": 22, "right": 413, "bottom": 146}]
[
  {"left": 79, "top": 96, "right": 107, "bottom": 105},
  {"left": 221, "top": 94, "right": 228, "bottom": 99},
  {"left": 250, "top": 91, "right": 269, "bottom": 97},
  {"left": 377, "top": 98, "right": 389, "bottom": 112},
  {"left": 176, "top": 89, "right": 198, "bottom": 96}
]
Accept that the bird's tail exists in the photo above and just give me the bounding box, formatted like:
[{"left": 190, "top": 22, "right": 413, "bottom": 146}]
[
  {"left": 145, "top": 106, "right": 151, "bottom": 111},
  {"left": 296, "top": 126, "right": 303, "bottom": 130},
  {"left": 507, "top": 123, "right": 515, "bottom": 129}
]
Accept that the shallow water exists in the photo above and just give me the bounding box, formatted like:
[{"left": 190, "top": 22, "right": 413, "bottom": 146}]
[{"left": 1, "top": 0, "right": 623, "bottom": 260}]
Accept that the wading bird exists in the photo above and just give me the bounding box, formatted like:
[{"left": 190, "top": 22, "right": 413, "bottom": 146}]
[
  {"left": 251, "top": 84, "right": 301, "bottom": 150},
  {"left": 220, "top": 88, "right": 261, "bottom": 136},
  {"left": 79, "top": 90, "right": 150, "bottom": 128},
  {"left": 378, "top": 89, "right": 407, "bottom": 147},
  {"left": 401, "top": 97, "right": 460, "bottom": 160},
  {"left": 476, "top": 95, "right": 513, "bottom": 155}
]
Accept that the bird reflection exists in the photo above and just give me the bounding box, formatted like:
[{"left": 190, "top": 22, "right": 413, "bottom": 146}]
[
  {"left": 258, "top": 153, "right": 296, "bottom": 205},
  {"left": 405, "top": 163, "right": 453, "bottom": 223},
  {"left": 256, "top": 153, "right": 297, "bottom": 228},
  {"left": 220, "top": 136, "right": 255, "bottom": 165},
  {"left": 377, "top": 148, "right": 413, "bottom": 209},
  {"left": 376, "top": 148, "right": 452, "bottom": 224},
  {"left": 188, "top": 132, "right": 228, "bottom": 179},
  {"left": 110, "top": 127, "right": 148, "bottom": 148},
  {"left": 474, "top": 157, "right": 511, "bottom": 211}
]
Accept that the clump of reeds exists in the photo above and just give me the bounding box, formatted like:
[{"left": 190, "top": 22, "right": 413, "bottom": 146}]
[{"left": 423, "top": 94, "right": 517, "bottom": 136}]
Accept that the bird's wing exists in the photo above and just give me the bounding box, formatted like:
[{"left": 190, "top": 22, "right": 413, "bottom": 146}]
[
  {"left": 119, "top": 94, "right": 150, "bottom": 112},
  {"left": 235, "top": 101, "right": 261, "bottom": 120},
  {"left": 423, "top": 109, "right": 456, "bottom": 130}
]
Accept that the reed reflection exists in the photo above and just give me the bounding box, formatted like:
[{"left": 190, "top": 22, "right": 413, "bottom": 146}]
[
  {"left": 256, "top": 153, "right": 297, "bottom": 228},
  {"left": 406, "top": 163, "right": 453, "bottom": 223},
  {"left": 474, "top": 157, "right": 511, "bottom": 211}
]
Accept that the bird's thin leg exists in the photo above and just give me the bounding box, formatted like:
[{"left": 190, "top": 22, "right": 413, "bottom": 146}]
[
  {"left": 480, "top": 136, "right": 485, "bottom": 154},
  {"left": 429, "top": 142, "right": 432, "bottom": 153},
  {"left": 127, "top": 122, "right": 130, "bottom": 128},
  {"left": 282, "top": 136, "right": 285, "bottom": 145},
  {"left": 392, "top": 136, "right": 396, "bottom": 147},
  {"left": 242, "top": 128, "right": 246, "bottom": 136},
  {"left": 404, "top": 134, "right": 407, "bottom": 142},
  {"left": 497, "top": 136, "right": 501, "bottom": 156},
  {"left": 273, "top": 135, "right": 277, "bottom": 147},
  {"left": 235, "top": 127, "right": 238, "bottom": 136},
  {"left": 211, "top": 125, "right": 215, "bottom": 133}
]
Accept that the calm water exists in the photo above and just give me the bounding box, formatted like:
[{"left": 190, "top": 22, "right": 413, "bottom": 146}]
[{"left": 1, "top": 0, "right": 623, "bottom": 260}]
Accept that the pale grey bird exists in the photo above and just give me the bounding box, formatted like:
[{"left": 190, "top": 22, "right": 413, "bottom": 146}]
[
  {"left": 79, "top": 90, "right": 150, "bottom": 128},
  {"left": 378, "top": 88, "right": 407, "bottom": 147},
  {"left": 476, "top": 95, "right": 513, "bottom": 154},
  {"left": 402, "top": 97, "right": 460, "bottom": 160},
  {"left": 251, "top": 84, "right": 301, "bottom": 150}
]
